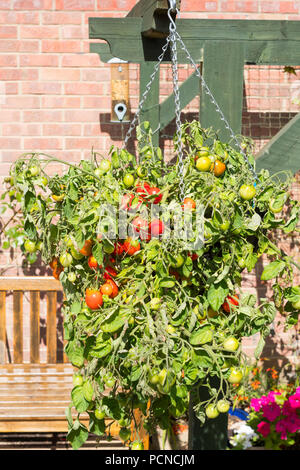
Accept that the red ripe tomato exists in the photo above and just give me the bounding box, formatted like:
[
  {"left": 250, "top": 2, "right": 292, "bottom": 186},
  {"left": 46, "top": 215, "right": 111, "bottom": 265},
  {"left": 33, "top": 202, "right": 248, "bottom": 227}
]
[
  {"left": 222, "top": 294, "right": 239, "bottom": 313},
  {"left": 85, "top": 288, "right": 103, "bottom": 310},
  {"left": 104, "top": 266, "right": 118, "bottom": 280},
  {"left": 132, "top": 216, "right": 148, "bottom": 234},
  {"left": 100, "top": 282, "right": 113, "bottom": 297},
  {"left": 147, "top": 187, "right": 162, "bottom": 204},
  {"left": 123, "top": 237, "right": 141, "bottom": 255},
  {"left": 188, "top": 252, "right": 199, "bottom": 261},
  {"left": 106, "top": 279, "right": 119, "bottom": 298},
  {"left": 149, "top": 219, "right": 165, "bottom": 238},
  {"left": 113, "top": 242, "right": 124, "bottom": 256},
  {"left": 135, "top": 182, "right": 151, "bottom": 198},
  {"left": 120, "top": 193, "right": 134, "bottom": 210},
  {"left": 88, "top": 255, "right": 99, "bottom": 270}
]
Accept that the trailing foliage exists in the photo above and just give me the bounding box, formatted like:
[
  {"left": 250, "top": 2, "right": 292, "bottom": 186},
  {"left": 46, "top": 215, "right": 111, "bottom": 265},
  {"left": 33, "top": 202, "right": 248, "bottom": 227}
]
[{"left": 4, "top": 121, "right": 300, "bottom": 449}]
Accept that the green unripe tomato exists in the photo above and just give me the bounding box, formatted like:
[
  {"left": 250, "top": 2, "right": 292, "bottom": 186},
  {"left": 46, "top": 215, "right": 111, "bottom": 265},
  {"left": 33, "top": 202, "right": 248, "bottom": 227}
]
[
  {"left": 223, "top": 337, "right": 239, "bottom": 352},
  {"left": 119, "top": 427, "right": 131, "bottom": 442},
  {"left": 170, "top": 254, "right": 185, "bottom": 268},
  {"left": 73, "top": 374, "right": 83, "bottom": 386},
  {"left": 149, "top": 297, "right": 161, "bottom": 310},
  {"left": 99, "top": 159, "right": 111, "bottom": 173},
  {"left": 205, "top": 404, "right": 219, "bottom": 419},
  {"left": 239, "top": 184, "right": 256, "bottom": 201},
  {"left": 136, "top": 165, "right": 148, "bottom": 178},
  {"left": 68, "top": 272, "right": 76, "bottom": 283},
  {"left": 292, "top": 299, "right": 300, "bottom": 310},
  {"left": 131, "top": 441, "right": 144, "bottom": 450},
  {"left": 29, "top": 165, "right": 39, "bottom": 177},
  {"left": 123, "top": 173, "right": 135, "bottom": 188},
  {"left": 95, "top": 408, "right": 106, "bottom": 420},
  {"left": 24, "top": 240, "right": 37, "bottom": 253},
  {"left": 59, "top": 252, "right": 73, "bottom": 267},
  {"left": 217, "top": 399, "right": 230, "bottom": 413},
  {"left": 228, "top": 367, "right": 243, "bottom": 384}
]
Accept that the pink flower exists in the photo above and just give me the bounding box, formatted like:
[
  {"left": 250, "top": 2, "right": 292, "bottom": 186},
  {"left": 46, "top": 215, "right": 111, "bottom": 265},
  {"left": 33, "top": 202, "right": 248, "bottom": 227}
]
[
  {"left": 285, "top": 414, "right": 300, "bottom": 434},
  {"left": 262, "top": 402, "right": 281, "bottom": 422},
  {"left": 275, "top": 420, "right": 288, "bottom": 440},
  {"left": 267, "top": 391, "right": 281, "bottom": 403},
  {"left": 289, "top": 393, "right": 300, "bottom": 410},
  {"left": 250, "top": 398, "right": 262, "bottom": 412},
  {"left": 257, "top": 421, "right": 271, "bottom": 437}
]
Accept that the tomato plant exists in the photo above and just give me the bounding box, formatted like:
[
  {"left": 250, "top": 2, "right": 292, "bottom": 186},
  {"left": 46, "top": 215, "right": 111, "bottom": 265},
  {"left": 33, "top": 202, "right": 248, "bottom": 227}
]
[{"left": 5, "top": 120, "right": 299, "bottom": 449}]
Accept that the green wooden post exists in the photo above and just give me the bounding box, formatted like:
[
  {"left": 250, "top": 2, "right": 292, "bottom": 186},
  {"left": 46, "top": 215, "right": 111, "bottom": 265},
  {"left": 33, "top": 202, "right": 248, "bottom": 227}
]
[
  {"left": 200, "top": 41, "right": 245, "bottom": 142},
  {"left": 139, "top": 62, "right": 160, "bottom": 147},
  {"left": 188, "top": 41, "right": 246, "bottom": 451},
  {"left": 255, "top": 111, "right": 300, "bottom": 177}
]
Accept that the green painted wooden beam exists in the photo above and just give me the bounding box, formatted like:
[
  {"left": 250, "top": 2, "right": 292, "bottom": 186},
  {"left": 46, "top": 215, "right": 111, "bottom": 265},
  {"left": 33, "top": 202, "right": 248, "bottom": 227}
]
[
  {"left": 159, "top": 70, "right": 199, "bottom": 130},
  {"left": 200, "top": 41, "right": 245, "bottom": 143},
  {"left": 139, "top": 62, "right": 160, "bottom": 147},
  {"left": 89, "top": 18, "right": 300, "bottom": 64},
  {"left": 255, "top": 111, "right": 300, "bottom": 177},
  {"left": 126, "top": 0, "right": 180, "bottom": 38}
]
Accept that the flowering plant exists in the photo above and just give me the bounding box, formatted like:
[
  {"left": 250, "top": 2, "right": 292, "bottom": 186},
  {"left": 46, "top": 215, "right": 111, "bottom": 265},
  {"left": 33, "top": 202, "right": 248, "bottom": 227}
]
[{"left": 247, "top": 387, "right": 300, "bottom": 449}]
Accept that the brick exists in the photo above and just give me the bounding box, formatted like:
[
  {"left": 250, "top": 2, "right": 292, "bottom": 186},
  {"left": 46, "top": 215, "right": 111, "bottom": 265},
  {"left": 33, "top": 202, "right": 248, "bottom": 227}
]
[
  {"left": 23, "top": 110, "right": 63, "bottom": 122},
  {"left": 0, "top": 55, "right": 18, "bottom": 67},
  {"left": 0, "top": 138, "right": 22, "bottom": 149},
  {"left": 22, "top": 82, "right": 62, "bottom": 95},
  {"left": 43, "top": 123, "right": 81, "bottom": 136},
  {"left": 41, "top": 95, "right": 81, "bottom": 108},
  {"left": 42, "top": 11, "right": 82, "bottom": 24},
  {"left": 64, "top": 82, "right": 103, "bottom": 95},
  {"left": 11, "top": 0, "right": 53, "bottom": 9},
  {"left": 83, "top": 96, "right": 111, "bottom": 110},
  {"left": 61, "top": 25, "right": 87, "bottom": 39},
  {"left": 19, "top": 26, "right": 60, "bottom": 39},
  {"left": 2, "top": 123, "right": 41, "bottom": 136},
  {"left": 42, "top": 40, "right": 82, "bottom": 53},
  {"left": 65, "top": 137, "right": 102, "bottom": 150},
  {"left": 0, "top": 69, "right": 38, "bottom": 80},
  {"left": 55, "top": 0, "right": 96, "bottom": 10},
  {"left": 220, "top": 1, "right": 258, "bottom": 12},
  {"left": 260, "top": 1, "right": 280, "bottom": 13},
  {"left": 24, "top": 137, "right": 63, "bottom": 150},
  {"left": 5, "top": 82, "right": 18, "bottom": 94},
  {"left": 279, "top": 1, "right": 298, "bottom": 13},
  {"left": 20, "top": 54, "right": 60, "bottom": 67},
  {"left": 61, "top": 53, "right": 100, "bottom": 68},
  {"left": 0, "top": 26, "right": 18, "bottom": 39},
  {"left": 40, "top": 67, "right": 81, "bottom": 81},
  {"left": 0, "top": 110, "right": 20, "bottom": 122},
  {"left": 2, "top": 95, "right": 40, "bottom": 109},
  {"left": 65, "top": 109, "right": 100, "bottom": 122},
  {"left": 81, "top": 68, "right": 110, "bottom": 82}
]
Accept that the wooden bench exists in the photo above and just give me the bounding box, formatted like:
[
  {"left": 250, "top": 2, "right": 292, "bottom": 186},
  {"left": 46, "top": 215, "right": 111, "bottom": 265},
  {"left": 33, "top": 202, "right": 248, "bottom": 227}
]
[{"left": 0, "top": 276, "right": 149, "bottom": 448}]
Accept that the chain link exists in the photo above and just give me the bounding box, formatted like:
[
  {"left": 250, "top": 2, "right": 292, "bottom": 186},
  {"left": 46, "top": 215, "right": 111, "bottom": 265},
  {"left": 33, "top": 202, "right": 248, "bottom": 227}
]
[{"left": 168, "top": 8, "right": 185, "bottom": 201}]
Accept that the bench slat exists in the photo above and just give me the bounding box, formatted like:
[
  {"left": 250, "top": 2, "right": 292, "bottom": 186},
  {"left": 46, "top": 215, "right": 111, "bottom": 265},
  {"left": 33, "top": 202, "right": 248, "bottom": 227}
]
[
  {"left": 30, "top": 291, "right": 40, "bottom": 364},
  {"left": 13, "top": 291, "right": 23, "bottom": 363},
  {"left": 0, "top": 277, "right": 63, "bottom": 291},
  {"left": 46, "top": 291, "right": 57, "bottom": 364},
  {"left": 0, "top": 291, "right": 5, "bottom": 365}
]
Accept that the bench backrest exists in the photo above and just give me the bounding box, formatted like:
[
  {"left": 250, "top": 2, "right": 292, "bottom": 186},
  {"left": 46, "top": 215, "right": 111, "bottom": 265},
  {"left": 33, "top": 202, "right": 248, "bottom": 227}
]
[{"left": 0, "top": 277, "right": 66, "bottom": 365}]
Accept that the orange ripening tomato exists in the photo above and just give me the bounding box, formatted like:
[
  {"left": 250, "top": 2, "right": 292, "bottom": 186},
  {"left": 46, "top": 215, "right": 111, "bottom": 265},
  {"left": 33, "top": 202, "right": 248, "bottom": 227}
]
[
  {"left": 211, "top": 159, "right": 226, "bottom": 177},
  {"left": 88, "top": 255, "right": 99, "bottom": 270},
  {"left": 106, "top": 279, "right": 119, "bottom": 298},
  {"left": 123, "top": 237, "right": 141, "bottom": 256},
  {"left": 222, "top": 294, "right": 239, "bottom": 313},
  {"left": 100, "top": 282, "right": 113, "bottom": 297},
  {"left": 79, "top": 239, "right": 93, "bottom": 256},
  {"left": 85, "top": 288, "right": 103, "bottom": 310},
  {"left": 182, "top": 197, "right": 196, "bottom": 211}
]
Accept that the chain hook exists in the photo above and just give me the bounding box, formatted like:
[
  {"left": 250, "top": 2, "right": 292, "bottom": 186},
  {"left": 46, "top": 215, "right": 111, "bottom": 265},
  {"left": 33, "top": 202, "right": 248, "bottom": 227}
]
[{"left": 169, "top": 0, "right": 177, "bottom": 12}]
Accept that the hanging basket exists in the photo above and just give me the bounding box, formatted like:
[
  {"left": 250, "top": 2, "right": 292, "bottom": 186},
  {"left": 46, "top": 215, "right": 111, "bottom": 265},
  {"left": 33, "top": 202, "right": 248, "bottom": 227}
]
[{"left": 5, "top": 3, "right": 300, "bottom": 450}]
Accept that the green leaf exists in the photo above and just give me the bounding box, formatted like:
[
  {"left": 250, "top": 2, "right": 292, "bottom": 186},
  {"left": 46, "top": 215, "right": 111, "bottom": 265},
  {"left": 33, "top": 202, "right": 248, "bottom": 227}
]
[
  {"left": 159, "top": 277, "right": 176, "bottom": 288},
  {"left": 83, "top": 380, "right": 94, "bottom": 402},
  {"left": 207, "top": 280, "right": 229, "bottom": 311},
  {"left": 67, "top": 423, "right": 89, "bottom": 450},
  {"left": 71, "top": 386, "right": 90, "bottom": 413},
  {"left": 101, "top": 311, "right": 124, "bottom": 333},
  {"left": 65, "top": 340, "right": 85, "bottom": 368},
  {"left": 92, "top": 241, "right": 103, "bottom": 265},
  {"left": 89, "top": 415, "right": 106, "bottom": 436},
  {"left": 254, "top": 335, "right": 265, "bottom": 359},
  {"left": 261, "top": 260, "right": 285, "bottom": 280},
  {"left": 190, "top": 325, "right": 213, "bottom": 345}
]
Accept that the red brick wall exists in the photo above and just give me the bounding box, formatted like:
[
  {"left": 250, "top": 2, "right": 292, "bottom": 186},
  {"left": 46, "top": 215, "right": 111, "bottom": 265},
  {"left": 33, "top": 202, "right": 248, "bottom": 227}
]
[{"left": 0, "top": 1, "right": 299, "bottom": 366}]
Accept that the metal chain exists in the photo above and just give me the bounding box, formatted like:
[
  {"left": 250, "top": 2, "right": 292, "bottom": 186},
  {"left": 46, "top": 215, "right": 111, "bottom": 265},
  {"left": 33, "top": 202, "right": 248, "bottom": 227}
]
[
  {"left": 123, "top": 35, "right": 171, "bottom": 150},
  {"left": 174, "top": 30, "right": 259, "bottom": 181},
  {"left": 168, "top": 6, "right": 185, "bottom": 202}
]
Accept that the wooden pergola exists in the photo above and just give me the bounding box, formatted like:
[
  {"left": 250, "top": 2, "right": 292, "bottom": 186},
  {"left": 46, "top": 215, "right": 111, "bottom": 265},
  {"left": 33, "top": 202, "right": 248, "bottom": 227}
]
[{"left": 88, "top": 0, "right": 300, "bottom": 449}]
